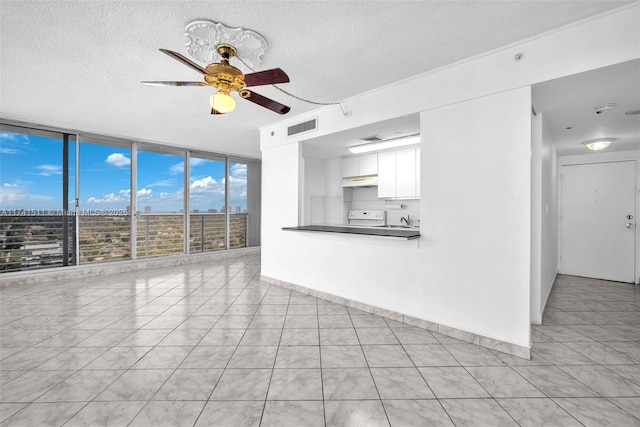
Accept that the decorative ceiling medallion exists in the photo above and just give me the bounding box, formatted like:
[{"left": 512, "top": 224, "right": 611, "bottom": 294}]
[{"left": 185, "top": 20, "right": 268, "bottom": 69}]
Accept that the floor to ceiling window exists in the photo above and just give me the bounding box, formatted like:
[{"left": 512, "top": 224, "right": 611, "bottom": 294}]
[
  {"left": 0, "top": 120, "right": 261, "bottom": 273},
  {"left": 0, "top": 125, "right": 75, "bottom": 271},
  {"left": 136, "top": 148, "right": 185, "bottom": 258},
  {"left": 78, "top": 138, "right": 131, "bottom": 263},
  {"left": 188, "top": 153, "right": 227, "bottom": 252},
  {"left": 229, "top": 158, "right": 261, "bottom": 248}
]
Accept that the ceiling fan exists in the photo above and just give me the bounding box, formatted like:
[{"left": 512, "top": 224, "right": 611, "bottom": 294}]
[{"left": 142, "top": 44, "right": 291, "bottom": 115}]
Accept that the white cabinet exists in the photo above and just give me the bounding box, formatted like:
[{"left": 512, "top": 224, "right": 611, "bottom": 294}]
[
  {"left": 341, "top": 154, "right": 378, "bottom": 177},
  {"left": 358, "top": 154, "right": 378, "bottom": 176},
  {"left": 377, "top": 151, "right": 396, "bottom": 198},
  {"left": 395, "top": 147, "right": 417, "bottom": 198},
  {"left": 341, "top": 157, "right": 359, "bottom": 178},
  {"left": 377, "top": 147, "right": 420, "bottom": 199}
]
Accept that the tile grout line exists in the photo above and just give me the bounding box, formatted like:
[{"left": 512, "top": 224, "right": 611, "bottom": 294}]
[
  {"left": 257, "top": 279, "right": 291, "bottom": 426},
  {"left": 346, "top": 303, "right": 393, "bottom": 426}
]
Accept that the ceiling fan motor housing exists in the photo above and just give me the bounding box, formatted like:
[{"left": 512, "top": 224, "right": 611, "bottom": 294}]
[{"left": 204, "top": 61, "right": 246, "bottom": 93}]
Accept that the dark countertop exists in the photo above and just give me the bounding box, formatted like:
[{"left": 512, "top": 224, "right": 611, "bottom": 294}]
[{"left": 282, "top": 225, "right": 420, "bottom": 240}]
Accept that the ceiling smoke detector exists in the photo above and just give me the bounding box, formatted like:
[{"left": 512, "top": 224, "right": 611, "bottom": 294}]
[{"left": 594, "top": 103, "right": 616, "bottom": 115}]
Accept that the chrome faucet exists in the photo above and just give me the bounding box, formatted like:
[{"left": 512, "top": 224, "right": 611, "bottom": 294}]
[{"left": 400, "top": 215, "right": 410, "bottom": 226}]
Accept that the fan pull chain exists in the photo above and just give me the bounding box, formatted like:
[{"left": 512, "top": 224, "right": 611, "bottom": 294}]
[{"left": 236, "top": 55, "right": 341, "bottom": 107}]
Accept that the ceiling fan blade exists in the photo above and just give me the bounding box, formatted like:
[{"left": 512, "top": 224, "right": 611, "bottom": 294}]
[
  {"left": 211, "top": 108, "right": 225, "bottom": 115},
  {"left": 159, "top": 48, "right": 213, "bottom": 76},
  {"left": 242, "top": 68, "right": 290, "bottom": 87},
  {"left": 240, "top": 90, "right": 290, "bottom": 114},
  {"left": 141, "top": 81, "right": 207, "bottom": 87}
]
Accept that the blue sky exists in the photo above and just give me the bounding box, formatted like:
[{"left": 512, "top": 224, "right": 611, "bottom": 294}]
[{"left": 0, "top": 131, "right": 247, "bottom": 212}]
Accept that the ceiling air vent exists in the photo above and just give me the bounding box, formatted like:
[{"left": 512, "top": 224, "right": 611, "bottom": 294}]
[
  {"left": 360, "top": 135, "right": 383, "bottom": 142},
  {"left": 288, "top": 118, "right": 317, "bottom": 136}
]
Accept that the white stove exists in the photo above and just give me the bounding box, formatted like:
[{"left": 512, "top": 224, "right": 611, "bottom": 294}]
[{"left": 347, "top": 210, "right": 386, "bottom": 227}]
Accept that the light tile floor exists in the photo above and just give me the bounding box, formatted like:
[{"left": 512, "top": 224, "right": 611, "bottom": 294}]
[{"left": 1, "top": 256, "right": 639, "bottom": 426}]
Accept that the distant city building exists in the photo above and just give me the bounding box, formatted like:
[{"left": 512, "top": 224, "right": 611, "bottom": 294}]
[
  {"left": 235, "top": 206, "right": 241, "bottom": 214},
  {"left": 208, "top": 209, "right": 217, "bottom": 213},
  {"left": 125, "top": 205, "right": 131, "bottom": 214},
  {"left": 144, "top": 206, "right": 151, "bottom": 213},
  {"left": 193, "top": 209, "right": 199, "bottom": 213},
  {"left": 221, "top": 205, "right": 226, "bottom": 213}
]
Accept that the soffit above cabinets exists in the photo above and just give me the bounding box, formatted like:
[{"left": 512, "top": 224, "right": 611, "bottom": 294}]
[{"left": 302, "top": 114, "right": 420, "bottom": 159}]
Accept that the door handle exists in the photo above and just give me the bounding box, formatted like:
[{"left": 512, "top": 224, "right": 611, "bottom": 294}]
[{"left": 626, "top": 223, "right": 634, "bottom": 228}]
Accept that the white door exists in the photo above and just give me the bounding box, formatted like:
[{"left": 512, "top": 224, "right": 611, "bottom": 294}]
[{"left": 560, "top": 161, "right": 636, "bottom": 283}]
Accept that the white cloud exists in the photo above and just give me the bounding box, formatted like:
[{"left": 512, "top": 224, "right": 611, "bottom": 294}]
[
  {"left": 137, "top": 188, "right": 152, "bottom": 197},
  {"left": 86, "top": 188, "right": 152, "bottom": 204},
  {"left": 34, "top": 164, "right": 62, "bottom": 176},
  {"left": 0, "top": 190, "right": 53, "bottom": 205},
  {"left": 169, "top": 158, "right": 208, "bottom": 175},
  {"left": 87, "top": 193, "right": 125, "bottom": 204},
  {"left": 0, "top": 132, "right": 30, "bottom": 146},
  {"left": 105, "top": 153, "right": 131, "bottom": 167},
  {"left": 190, "top": 176, "right": 218, "bottom": 190},
  {"left": 230, "top": 163, "right": 247, "bottom": 178},
  {"left": 0, "top": 147, "right": 21, "bottom": 154},
  {"left": 147, "top": 179, "right": 176, "bottom": 187},
  {"left": 169, "top": 162, "right": 184, "bottom": 175},
  {"left": 3, "top": 183, "right": 18, "bottom": 188},
  {"left": 88, "top": 189, "right": 128, "bottom": 204},
  {"left": 229, "top": 163, "right": 248, "bottom": 200}
]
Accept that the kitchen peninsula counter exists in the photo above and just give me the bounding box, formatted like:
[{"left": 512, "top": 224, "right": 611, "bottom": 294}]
[{"left": 282, "top": 225, "right": 420, "bottom": 240}]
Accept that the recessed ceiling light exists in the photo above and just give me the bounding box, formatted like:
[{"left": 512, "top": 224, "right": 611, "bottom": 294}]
[{"left": 583, "top": 138, "right": 615, "bottom": 151}]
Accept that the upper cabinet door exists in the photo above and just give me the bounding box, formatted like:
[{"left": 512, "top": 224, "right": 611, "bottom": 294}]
[
  {"left": 395, "top": 147, "right": 417, "bottom": 198},
  {"left": 358, "top": 153, "right": 378, "bottom": 176},
  {"left": 341, "top": 156, "right": 359, "bottom": 178},
  {"left": 377, "top": 151, "right": 396, "bottom": 198}
]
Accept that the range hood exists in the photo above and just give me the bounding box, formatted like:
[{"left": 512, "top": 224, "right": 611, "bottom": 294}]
[{"left": 342, "top": 175, "right": 378, "bottom": 188}]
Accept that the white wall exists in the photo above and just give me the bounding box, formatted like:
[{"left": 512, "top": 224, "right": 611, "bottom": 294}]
[
  {"left": 323, "top": 157, "right": 347, "bottom": 225},
  {"left": 247, "top": 160, "right": 262, "bottom": 247},
  {"left": 531, "top": 113, "right": 560, "bottom": 325},
  {"left": 540, "top": 115, "right": 559, "bottom": 318},
  {"left": 302, "top": 157, "right": 327, "bottom": 225},
  {"left": 530, "top": 113, "right": 543, "bottom": 324},
  {"left": 261, "top": 142, "right": 300, "bottom": 278},
  {"left": 420, "top": 87, "right": 532, "bottom": 346}
]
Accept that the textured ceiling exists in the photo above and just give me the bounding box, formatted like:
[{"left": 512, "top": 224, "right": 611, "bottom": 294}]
[{"left": 0, "top": 1, "right": 632, "bottom": 158}]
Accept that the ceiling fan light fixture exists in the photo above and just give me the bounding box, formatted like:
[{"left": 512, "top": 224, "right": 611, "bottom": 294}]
[
  {"left": 583, "top": 138, "right": 614, "bottom": 151},
  {"left": 210, "top": 91, "right": 236, "bottom": 113}
]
